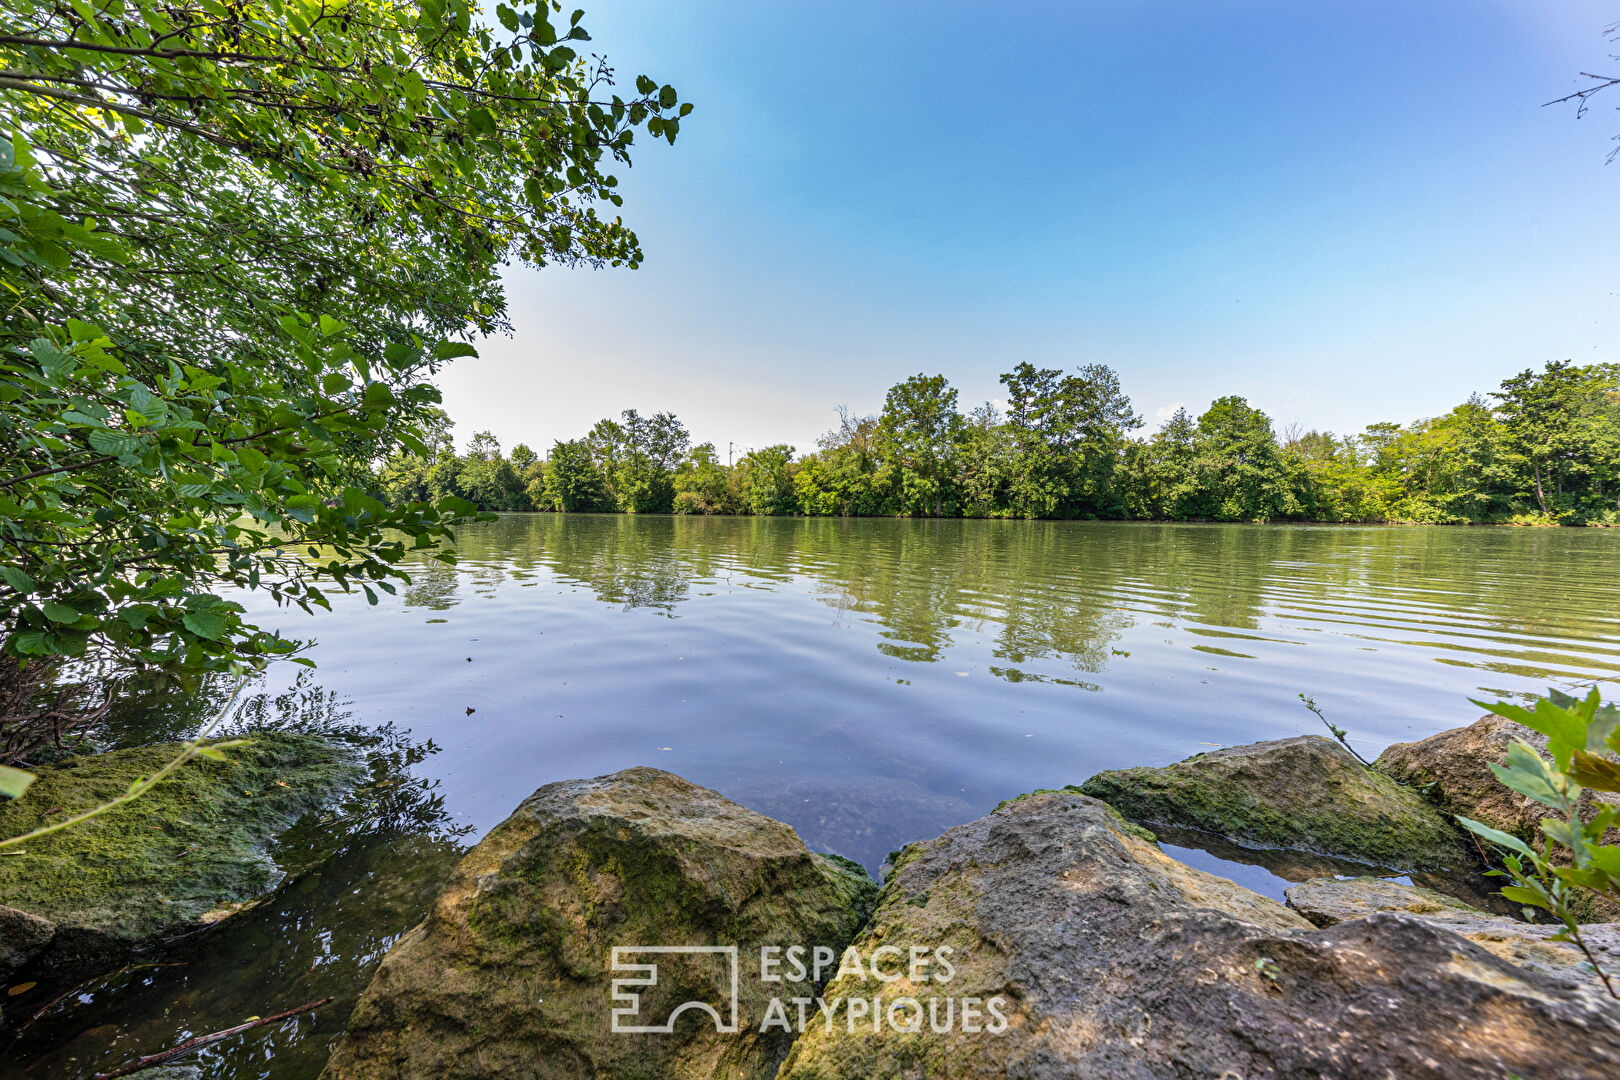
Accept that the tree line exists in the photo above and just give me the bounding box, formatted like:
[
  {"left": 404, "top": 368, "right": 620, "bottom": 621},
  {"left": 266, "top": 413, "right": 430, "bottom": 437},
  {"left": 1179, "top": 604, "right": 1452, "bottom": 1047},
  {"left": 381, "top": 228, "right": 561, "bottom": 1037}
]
[{"left": 377, "top": 360, "right": 1620, "bottom": 525}]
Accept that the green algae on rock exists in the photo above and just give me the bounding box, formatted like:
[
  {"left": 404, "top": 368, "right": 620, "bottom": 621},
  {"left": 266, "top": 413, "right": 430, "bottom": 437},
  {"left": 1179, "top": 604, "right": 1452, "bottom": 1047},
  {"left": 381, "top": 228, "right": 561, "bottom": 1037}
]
[
  {"left": 0, "top": 733, "right": 362, "bottom": 955},
  {"left": 1080, "top": 734, "right": 1473, "bottom": 872},
  {"left": 322, "top": 767, "right": 877, "bottom": 1080}
]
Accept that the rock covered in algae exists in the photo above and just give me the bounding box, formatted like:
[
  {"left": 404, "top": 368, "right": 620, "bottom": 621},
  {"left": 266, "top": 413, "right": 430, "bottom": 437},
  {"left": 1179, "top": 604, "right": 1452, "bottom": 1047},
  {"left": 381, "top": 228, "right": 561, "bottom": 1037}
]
[
  {"left": 0, "top": 732, "right": 361, "bottom": 967},
  {"left": 1080, "top": 734, "right": 1472, "bottom": 872},
  {"left": 322, "top": 767, "right": 877, "bottom": 1080}
]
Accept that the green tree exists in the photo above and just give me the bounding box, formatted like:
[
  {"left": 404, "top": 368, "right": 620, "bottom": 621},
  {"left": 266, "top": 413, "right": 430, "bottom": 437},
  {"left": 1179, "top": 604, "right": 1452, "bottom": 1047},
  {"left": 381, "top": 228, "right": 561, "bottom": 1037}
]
[
  {"left": 877, "top": 373, "right": 961, "bottom": 516},
  {"left": 1493, "top": 362, "right": 1620, "bottom": 519},
  {"left": 541, "top": 438, "right": 605, "bottom": 511},
  {"left": 0, "top": 0, "right": 685, "bottom": 757},
  {"left": 1124, "top": 407, "right": 1201, "bottom": 519},
  {"left": 735, "top": 445, "right": 797, "bottom": 515},
  {"left": 673, "top": 443, "right": 737, "bottom": 514},
  {"left": 1190, "top": 397, "right": 1296, "bottom": 522},
  {"left": 589, "top": 409, "right": 689, "bottom": 512}
]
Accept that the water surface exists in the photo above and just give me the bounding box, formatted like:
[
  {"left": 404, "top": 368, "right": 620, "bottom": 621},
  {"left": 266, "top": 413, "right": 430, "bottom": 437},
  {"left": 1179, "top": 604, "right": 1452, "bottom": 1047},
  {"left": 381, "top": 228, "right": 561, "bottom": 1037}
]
[{"left": 9, "top": 516, "right": 1620, "bottom": 1077}]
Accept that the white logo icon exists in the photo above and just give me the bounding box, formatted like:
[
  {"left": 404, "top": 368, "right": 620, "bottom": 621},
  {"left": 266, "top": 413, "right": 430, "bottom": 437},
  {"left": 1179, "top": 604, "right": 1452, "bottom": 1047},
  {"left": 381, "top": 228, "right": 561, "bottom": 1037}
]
[{"left": 610, "top": 945, "right": 740, "bottom": 1034}]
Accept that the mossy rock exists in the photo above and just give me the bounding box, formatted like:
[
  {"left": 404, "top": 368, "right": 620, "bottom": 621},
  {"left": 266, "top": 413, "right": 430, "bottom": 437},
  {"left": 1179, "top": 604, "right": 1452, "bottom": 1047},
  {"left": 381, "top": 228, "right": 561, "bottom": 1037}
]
[
  {"left": 0, "top": 733, "right": 361, "bottom": 955},
  {"left": 1079, "top": 735, "right": 1473, "bottom": 872},
  {"left": 323, "top": 767, "right": 877, "bottom": 1080}
]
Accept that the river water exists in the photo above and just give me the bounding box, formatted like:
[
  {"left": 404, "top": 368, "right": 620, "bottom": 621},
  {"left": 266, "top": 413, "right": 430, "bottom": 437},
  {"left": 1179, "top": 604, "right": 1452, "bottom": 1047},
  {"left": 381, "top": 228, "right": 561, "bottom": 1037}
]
[{"left": 8, "top": 516, "right": 1620, "bottom": 1077}]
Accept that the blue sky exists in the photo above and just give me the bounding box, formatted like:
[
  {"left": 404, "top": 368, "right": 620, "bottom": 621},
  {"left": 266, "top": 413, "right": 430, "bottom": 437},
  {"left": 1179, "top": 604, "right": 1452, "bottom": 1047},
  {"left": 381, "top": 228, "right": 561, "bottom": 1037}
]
[{"left": 442, "top": 0, "right": 1620, "bottom": 457}]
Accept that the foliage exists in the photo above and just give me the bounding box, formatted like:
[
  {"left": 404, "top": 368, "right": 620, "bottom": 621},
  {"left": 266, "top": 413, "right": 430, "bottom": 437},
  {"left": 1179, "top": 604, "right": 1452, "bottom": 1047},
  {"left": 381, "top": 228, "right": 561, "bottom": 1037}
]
[
  {"left": 0, "top": 0, "right": 685, "bottom": 759},
  {"left": 673, "top": 442, "right": 737, "bottom": 514},
  {"left": 379, "top": 361, "right": 1620, "bottom": 527},
  {"left": 875, "top": 373, "right": 962, "bottom": 517},
  {"left": 1457, "top": 687, "right": 1620, "bottom": 999},
  {"left": 733, "top": 444, "right": 796, "bottom": 515}
]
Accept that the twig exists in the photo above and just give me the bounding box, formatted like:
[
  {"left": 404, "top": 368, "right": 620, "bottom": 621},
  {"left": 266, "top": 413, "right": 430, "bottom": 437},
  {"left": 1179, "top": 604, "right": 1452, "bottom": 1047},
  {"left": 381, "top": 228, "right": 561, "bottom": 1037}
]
[
  {"left": 1298, "top": 693, "right": 1375, "bottom": 768},
  {"left": 91, "top": 996, "right": 335, "bottom": 1079}
]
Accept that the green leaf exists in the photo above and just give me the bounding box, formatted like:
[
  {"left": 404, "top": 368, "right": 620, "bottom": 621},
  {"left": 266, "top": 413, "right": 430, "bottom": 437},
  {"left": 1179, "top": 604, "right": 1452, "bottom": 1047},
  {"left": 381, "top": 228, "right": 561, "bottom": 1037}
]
[
  {"left": 1487, "top": 741, "right": 1567, "bottom": 809},
  {"left": 87, "top": 428, "right": 139, "bottom": 456},
  {"left": 432, "top": 341, "right": 479, "bottom": 360},
  {"left": 181, "top": 611, "right": 228, "bottom": 640},
  {"left": 0, "top": 764, "right": 37, "bottom": 800},
  {"left": 1569, "top": 750, "right": 1620, "bottom": 794},
  {"left": 1498, "top": 885, "right": 1551, "bottom": 910},
  {"left": 42, "top": 600, "right": 81, "bottom": 624},
  {"left": 0, "top": 566, "right": 35, "bottom": 594},
  {"left": 1456, "top": 816, "right": 1536, "bottom": 858}
]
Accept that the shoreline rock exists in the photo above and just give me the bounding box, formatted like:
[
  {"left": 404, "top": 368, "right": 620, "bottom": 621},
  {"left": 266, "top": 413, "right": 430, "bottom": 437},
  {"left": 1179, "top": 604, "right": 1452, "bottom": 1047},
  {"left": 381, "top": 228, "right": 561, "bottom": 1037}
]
[
  {"left": 322, "top": 767, "right": 877, "bottom": 1080},
  {"left": 778, "top": 789, "right": 1620, "bottom": 1079},
  {"left": 1377, "top": 713, "right": 1620, "bottom": 921},
  {"left": 1285, "top": 875, "right": 1620, "bottom": 993},
  {"left": 1079, "top": 734, "right": 1475, "bottom": 872},
  {"left": 0, "top": 732, "right": 361, "bottom": 981}
]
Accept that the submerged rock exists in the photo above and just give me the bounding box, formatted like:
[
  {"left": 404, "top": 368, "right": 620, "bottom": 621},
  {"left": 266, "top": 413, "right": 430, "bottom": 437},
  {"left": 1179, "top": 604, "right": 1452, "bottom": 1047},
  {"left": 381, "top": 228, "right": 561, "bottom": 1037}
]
[
  {"left": 1079, "top": 734, "right": 1473, "bottom": 872},
  {"left": 322, "top": 767, "right": 876, "bottom": 1080},
  {"left": 1285, "top": 875, "right": 1620, "bottom": 992},
  {"left": 0, "top": 733, "right": 361, "bottom": 970},
  {"left": 777, "top": 790, "right": 1620, "bottom": 1079}
]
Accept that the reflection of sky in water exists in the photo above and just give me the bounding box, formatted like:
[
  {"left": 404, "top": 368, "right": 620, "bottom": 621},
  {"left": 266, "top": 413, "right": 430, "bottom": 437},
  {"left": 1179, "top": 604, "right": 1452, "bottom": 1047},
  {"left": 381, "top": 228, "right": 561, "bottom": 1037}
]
[
  {"left": 209, "top": 515, "right": 1620, "bottom": 872},
  {"left": 11, "top": 516, "right": 1619, "bottom": 1078}
]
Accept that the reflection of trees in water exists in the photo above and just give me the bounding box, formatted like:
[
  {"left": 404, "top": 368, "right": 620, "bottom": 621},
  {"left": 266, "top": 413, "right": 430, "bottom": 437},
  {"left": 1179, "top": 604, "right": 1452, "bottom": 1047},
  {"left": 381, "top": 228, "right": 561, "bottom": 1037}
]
[
  {"left": 520, "top": 514, "right": 694, "bottom": 612},
  {"left": 96, "top": 670, "right": 466, "bottom": 847},
  {"left": 394, "top": 512, "right": 1620, "bottom": 685},
  {"left": 401, "top": 560, "right": 461, "bottom": 610}
]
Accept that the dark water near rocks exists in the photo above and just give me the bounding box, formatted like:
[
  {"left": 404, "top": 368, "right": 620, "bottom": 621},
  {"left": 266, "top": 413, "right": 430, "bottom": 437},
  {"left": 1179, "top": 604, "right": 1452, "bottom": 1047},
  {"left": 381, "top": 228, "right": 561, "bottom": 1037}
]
[{"left": 7, "top": 516, "right": 1620, "bottom": 1077}]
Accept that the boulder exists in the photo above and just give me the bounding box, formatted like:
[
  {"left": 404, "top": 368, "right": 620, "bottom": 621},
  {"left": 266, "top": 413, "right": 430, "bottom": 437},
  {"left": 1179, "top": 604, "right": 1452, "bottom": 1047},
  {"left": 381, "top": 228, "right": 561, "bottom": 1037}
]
[
  {"left": 1377, "top": 714, "right": 1620, "bottom": 921},
  {"left": 1286, "top": 875, "right": 1620, "bottom": 992},
  {"left": 0, "top": 732, "right": 361, "bottom": 971},
  {"left": 777, "top": 790, "right": 1620, "bottom": 1080},
  {"left": 1079, "top": 734, "right": 1473, "bottom": 872},
  {"left": 322, "top": 767, "right": 877, "bottom": 1080}
]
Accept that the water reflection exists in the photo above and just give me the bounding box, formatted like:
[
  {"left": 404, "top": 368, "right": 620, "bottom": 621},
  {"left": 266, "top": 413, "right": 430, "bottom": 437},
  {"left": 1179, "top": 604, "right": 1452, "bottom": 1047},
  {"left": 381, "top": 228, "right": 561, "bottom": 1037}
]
[
  {"left": 6, "top": 517, "right": 1619, "bottom": 1078},
  {"left": 414, "top": 515, "right": 1620, "bottom": 689},
  {"left": 6, "top": 675, "right": 468, "bottom": 1080}
]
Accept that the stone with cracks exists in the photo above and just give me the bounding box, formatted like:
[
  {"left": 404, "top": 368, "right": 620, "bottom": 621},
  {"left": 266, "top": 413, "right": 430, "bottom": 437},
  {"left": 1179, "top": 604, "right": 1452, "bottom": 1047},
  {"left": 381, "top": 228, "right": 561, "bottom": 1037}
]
[
  {"left": 777, "top": 790, "right": 1620, "bottom": 1080},
  {"left": 322, "top": 767, "right": 877, "bottom": 1080}
]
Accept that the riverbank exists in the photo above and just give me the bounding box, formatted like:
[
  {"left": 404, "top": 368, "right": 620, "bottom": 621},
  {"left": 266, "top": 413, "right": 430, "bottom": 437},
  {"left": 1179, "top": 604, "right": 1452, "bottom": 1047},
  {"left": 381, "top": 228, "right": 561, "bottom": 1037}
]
[
  {"left": 7, "top": 707, "right": 1614, "bottom": 1077},
  {"left": 318, "top": 714, "right": 1619, "bottom": 1079}
]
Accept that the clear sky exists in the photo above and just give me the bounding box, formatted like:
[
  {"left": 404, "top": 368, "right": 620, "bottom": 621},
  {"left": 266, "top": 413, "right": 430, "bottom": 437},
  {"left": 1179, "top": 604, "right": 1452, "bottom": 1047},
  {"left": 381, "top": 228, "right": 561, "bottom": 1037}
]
[{"left": 439, "top": 0, "right": 1620, "bottom": 458}]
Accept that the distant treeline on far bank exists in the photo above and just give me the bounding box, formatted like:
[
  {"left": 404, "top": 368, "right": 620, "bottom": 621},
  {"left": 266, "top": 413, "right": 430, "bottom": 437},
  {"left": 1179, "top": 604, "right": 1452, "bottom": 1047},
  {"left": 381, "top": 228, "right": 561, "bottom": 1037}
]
[{"left": 378, "top": 360, "right": 1620, "bottom": 526}]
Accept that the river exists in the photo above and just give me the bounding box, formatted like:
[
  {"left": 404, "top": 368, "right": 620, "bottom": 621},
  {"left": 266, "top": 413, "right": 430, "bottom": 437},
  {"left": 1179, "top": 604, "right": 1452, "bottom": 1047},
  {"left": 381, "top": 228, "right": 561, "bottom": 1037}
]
[{"left": 9, "top": 516, "right": 1620, "bottom": 1077}]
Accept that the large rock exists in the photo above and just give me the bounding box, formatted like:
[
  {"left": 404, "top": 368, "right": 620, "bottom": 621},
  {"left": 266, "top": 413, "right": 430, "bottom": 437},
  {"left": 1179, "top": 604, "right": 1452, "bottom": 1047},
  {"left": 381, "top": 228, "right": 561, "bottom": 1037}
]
[
  {"left": 1286, "top": 875, "right": 1620, "bottom": 992},
  {"left": 1378, "top": 714, "right": 1620, "bottom": 921},
  {"left": 777, "top": 790, "right": 1620, "bottom": 1080},
  {"left": 1079, "top": 735, "right": 1473, "bottom": 872},
  {"left": 322, "top": 767, "right": 877, "bottom": 1080},
  {"left": 0, "top": 733, "right": 360, "bottom": 970}
]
